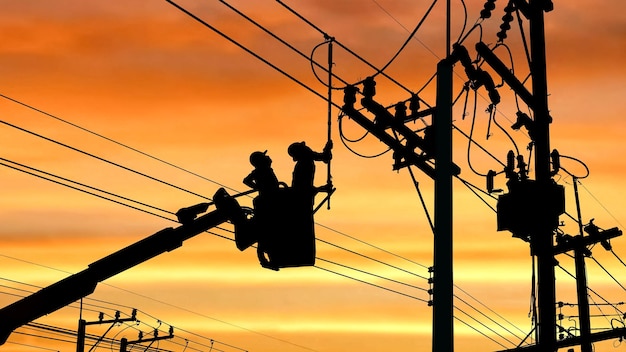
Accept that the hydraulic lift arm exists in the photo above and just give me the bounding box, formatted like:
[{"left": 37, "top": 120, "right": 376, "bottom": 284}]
[{"left": 0, "top": 188, "right": 245, "bottom": 345}]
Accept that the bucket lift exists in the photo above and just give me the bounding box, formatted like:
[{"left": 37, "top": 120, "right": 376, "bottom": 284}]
[{"left": 0, "top": 179, "right": 331, "bottom": 345}]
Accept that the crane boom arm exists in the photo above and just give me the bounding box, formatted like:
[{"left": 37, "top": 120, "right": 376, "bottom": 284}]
[{"left": 0, "top": 188, "right": 244, "bottom": 345}]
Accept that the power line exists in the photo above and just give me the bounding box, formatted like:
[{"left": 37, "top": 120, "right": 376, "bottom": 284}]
[
  {"left": 454, "top": 304, "right": 517, "bottom": 348},
  {"left": 164, "top": 0, "right": 335, "bottom": 109},
  {"left": 0, "top": 93, "right": 236, "bottom": 193},
  {"left": 1, "top": 91, "right": 429, "bottom": 283},
  {"left": 215, "top": 0, "right": 349, "bottom": 89},
  {"left": 0, "top": 2, "right": 544, "bottom": 346},
  {"left": 316, "top": 257, "right": 430, "bottom": 292},
  {"left": 589, "top": 255, "right": 626, "bottom": 292},
  {"left": 454, "top": 315, "right": 508, "bottom": 349},
  {"left": 0, "top": 280, "right": 248, "bottom": 352},
  {"left": 0, "top": 119, "right": 212, "bottom": 201},
  {"left": 274, "top": 0, "right": 415, "bottom": 94},
  {"left": 314, "top": 265, "right": 429, "bottom": 303}
]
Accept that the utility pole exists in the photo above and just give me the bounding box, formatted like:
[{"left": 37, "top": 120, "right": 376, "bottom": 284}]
[
  {"left": 487, "top": 2, "right": 626, "bottom": 349},
  {"left": 527, "top": 1, "right": 556, "bottom": 351},
  {"left": 432, "top": 55, "right": 454, "bottom": 352},
  {"left": 431, "top": 0, "right": 454, "bottom": 349}
]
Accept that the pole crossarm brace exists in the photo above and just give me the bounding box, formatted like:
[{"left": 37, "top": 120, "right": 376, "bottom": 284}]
[
  {"left": 496, "top": 327, "right": 626, "bottom": 352},
  {"left": 340, "top": 104, "right": 438, "bottom": 179},
  {"left": 553, "top": 227, "right": 622, "bottom": 255},
  {"left": 119, "top": 327, "right": 175, "bottom": 352}
]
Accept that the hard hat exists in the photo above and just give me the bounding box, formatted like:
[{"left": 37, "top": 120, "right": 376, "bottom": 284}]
[{"left": 250, "top": 150, "right": 268, "bottom": 167}]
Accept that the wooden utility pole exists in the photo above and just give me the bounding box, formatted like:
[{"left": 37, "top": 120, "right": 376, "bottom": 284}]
[
  {"left": 431, "top": 0, "right": 454, "bottom": 350},
  {"left": 527, "top": 1, "right": 557, "bottom": 351},
  {"left": 432, "top": 56, "right": 454, "bottom": 352}
]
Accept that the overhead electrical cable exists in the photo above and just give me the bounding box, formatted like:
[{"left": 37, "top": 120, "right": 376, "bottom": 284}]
[
  {"left": 0, "top": 157, "right": 436, "bottom": 301},
  {"left": 0, "top": 119, "right": 212, "bottom": 201},
  {"left": 316, "top": 257, "right": 430, "bottom": 292},
  {"left": 360, "top": 0, "right": 439, "bottom": 82},
  {"left": 164, "top": 0, "right": 337, "bottom": 109},
  {"left": 371, "top": 0, "right": 440, "bottom": 59},
  {"left": 0, "top": 2, "right": 542, "bottom": 344},
  {"left": 215, "top": 0, "right": 349, "bottom": 88},
  {"left": 454, "top": 305, "right": 517, "bottom": 348},
  {"left": 315, "top": 237, "right": 429, "bottom": 281},
  {"left": 0, "top": 280, "right": 246, "bottom": 352},
  {"left": 275, "top": 0, "right": 414, "bottom": 94},
  {"left": 453, "top": 315, "right": 508, "bottom": 349},
  {"left": 314, "top": 266, "right": 429, "bottom": 303},
  {"left": 0, "top": 93, "right": 236, "bottom": 192},
  {"left": 454, "top": 295, "right": 525, "bottom": 344},
  {"left": 589, "top": 255, "right": 626, "bottom": 292},
  {"left": 0, "top": 157, "right": 173, "bottom": 217},
  {"left": 0, "top": 95, "right": 425, "bottom": 279},
  {"left": 454, "top": 284, "right": 527, "bottom": 336}
]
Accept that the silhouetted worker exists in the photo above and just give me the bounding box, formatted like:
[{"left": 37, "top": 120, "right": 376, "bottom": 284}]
[
  {"left": 279, "top": 141, "right": 332, "bottom": 267},
  {"left": 243, "top": 151, "right": 280, "bottom": 195},
  {"left": 241, "top": 150, "right": 284, "bottom": 270},
  {"left": 287, "top": 141, "right": 333, "bottom": 199}
]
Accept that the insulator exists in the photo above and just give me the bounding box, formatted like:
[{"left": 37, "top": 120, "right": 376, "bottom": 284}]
[
  {"left": 476, "top": 69, "right": 500, "bottom": 105},
  {"left": 550, "top": 149, "right": 560, "bottom": 175},
  {"left": 409, "top": 94, "right": 420, "bottom": 115},
  {"left": 343, "top": 85, "right": 358, "bottom": 108},
  {"left": 516, "top": 154, "right": 528, "bottom": 179},
  {"left": 394, "top": 102, "right": 407, "bottom": 120},
  {"left": 451, "top": 43, "right": 472, "bottom": 67},
  {"left": 362, "top": 76, "right": 376, "bottom": 99},
  {"left": 497, "top": 2, "right": 515, "bottom": 42},
  {"left": 480, "top": 0, "right": 497, "bottom": 19},
  {"left": 487, "top": 170, "right": 496, "bottom": 193},
  {"left": 506, "top": 150, "right": 515, "bottom": 172}
]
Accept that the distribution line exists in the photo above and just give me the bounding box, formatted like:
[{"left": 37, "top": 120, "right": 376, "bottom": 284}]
[
  {"left": 0, "top": 157, "right": 432, "bottom": 295},
  {"left": 275, "top": 0, "right": 415, "bottom": 94},
  {"left": 164, "top": 0, "right": 338, "bottom": 109},
  {"left": 0, "top": 160, "right": 234, "bottom": 240},
  {"left": 314, "top": 265, "right": 429, "bottom": 303},
  {"left": 454, "top": 284, "right": 528, "bottom": 336},
  {"left": 215, "top": 0, "right": 350, "bottom": 88},
  {"left": 0, "top": 4, "right": 540, "bottom": 346},
  {"left": 590, "top": 256, "right": 626, "bottom": 292},
  {"left": 316, "top": 257, "right": 430, "bottom": 292},
  {"left": 316, "top": 237, "right": 429, "bottom": 281},
  {"left": 0, "top": 119, "right": 212, "bottom": 201},
  {"left": 370, "top": 0, "right": 440, "bottom": 59},
  {"left": 0, "top": 163, "right": 521, "bottom": 350},
  {"left": 0, "top": 92, "right": 236, "bottom": 193},
  {"left": 454, "top": 315, "right": 508, "bottom": 349},
  {"left": 0, "top": 93, "right": 434, "bottom": 282},
  {"left": 454, "top": 294, "right": 525, "bottom": 343},
  {"left": 0, "top": 157, "right": 172, "bottom": 217},
  {"left": 0, "top": 161, "right": 452, "bottom": 338},
  {"left": 0, "top": 282, "right": 249, "bottom": 352},
  {"left": 454, "top": 304, "right": 517, "bottom": 348}
]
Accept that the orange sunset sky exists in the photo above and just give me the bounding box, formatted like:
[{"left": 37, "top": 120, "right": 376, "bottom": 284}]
[{"left": 0, "top": 1, "right": 625, "bottom": 352}]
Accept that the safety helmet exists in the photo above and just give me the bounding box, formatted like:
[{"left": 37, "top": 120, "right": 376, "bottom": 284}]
[{"left": 249, "top": 150, "right": 269, "bottom": 167}]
